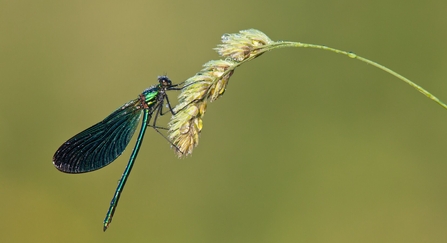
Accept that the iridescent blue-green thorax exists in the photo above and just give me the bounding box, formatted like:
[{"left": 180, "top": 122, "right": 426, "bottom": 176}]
[
  {"left": 140, "top": 85, "right": 160, "bottom": 109},
  {"left": 140, "top": 85, "right": 161, "bottom": 109},
  {"left": 139, "top": 75, "right": 173, "bottom": 109}
]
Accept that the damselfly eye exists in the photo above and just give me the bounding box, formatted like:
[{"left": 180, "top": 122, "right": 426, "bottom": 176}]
[{"left": 158, "top": 75, "right": 172, "bottom": 86}]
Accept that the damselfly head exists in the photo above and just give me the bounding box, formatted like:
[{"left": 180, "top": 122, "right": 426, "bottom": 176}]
[{"left": 158, "top": 75, "right": 172, "bottom": 88}]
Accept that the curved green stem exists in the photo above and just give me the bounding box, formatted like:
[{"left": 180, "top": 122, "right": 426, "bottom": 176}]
[{"left": 259, "top": 41, "right": 447, "bottom": 111}]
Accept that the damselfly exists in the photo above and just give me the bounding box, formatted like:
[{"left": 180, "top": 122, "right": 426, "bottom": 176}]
[{"left": 53, "top": 76, "right": 180, "bottom": 231}]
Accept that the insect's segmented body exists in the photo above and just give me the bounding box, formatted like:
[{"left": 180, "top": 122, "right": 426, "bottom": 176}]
[{"left": 53, "top": 76, "right": 178, "bottom": 231}]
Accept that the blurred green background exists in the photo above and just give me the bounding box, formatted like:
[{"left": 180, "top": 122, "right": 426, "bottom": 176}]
[{"left": 1, "top": 1, "right": 447, "bottom": 242}]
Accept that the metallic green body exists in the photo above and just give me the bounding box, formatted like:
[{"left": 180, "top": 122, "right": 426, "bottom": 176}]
[{"left": 53, "top": 76, "right": 177, "bottom": 231}]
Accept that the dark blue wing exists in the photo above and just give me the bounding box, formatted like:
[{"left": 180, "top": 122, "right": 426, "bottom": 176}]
[{"left": 53, "top": 99, "right": 143, "bottom": 173}]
